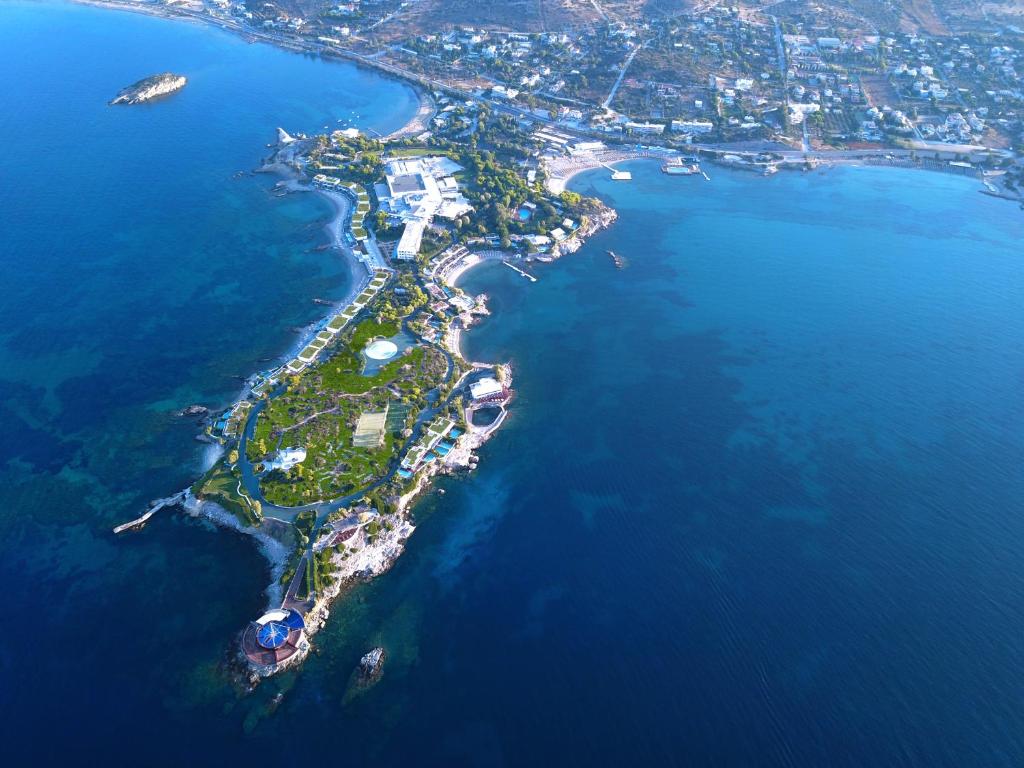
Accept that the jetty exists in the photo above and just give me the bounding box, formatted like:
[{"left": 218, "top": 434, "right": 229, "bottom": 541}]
[
  {"left": 113, "top": 491, "right": 185, "bottom": 534},
  {"left": 503, "top": 260, "right": 537, "bottom": 282},
  {"left": 599, "top": 162, "right": 632, "bottom": 180}
]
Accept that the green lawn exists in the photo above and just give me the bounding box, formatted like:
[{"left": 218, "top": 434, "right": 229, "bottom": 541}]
[
  {"left": 249, "top": 288, "right": 446, "bottom": 507},
  {"left": 388, "top": 147, "right": 441, "bottom": 157},
  {"left": 350, "top": 317, "right": 400, "bottom": 348},
  {"left": 194, "top": 463, "right": 260, "bottom": 527}
]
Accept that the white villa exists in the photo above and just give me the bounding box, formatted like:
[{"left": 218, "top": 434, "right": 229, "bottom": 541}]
[{"left": 265, "top": 446, "right": 307, "bottom": 472}]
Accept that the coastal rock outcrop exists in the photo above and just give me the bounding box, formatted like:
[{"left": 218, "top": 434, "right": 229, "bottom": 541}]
[
  {"left": 110, "top": 73, "right": 187, "bottom": 105},
  {"left": 358, "top": 647, "right": 386, "bottom": 683},
  {"left": 342, "top": 647, "right": 387, "bottom": 703}
]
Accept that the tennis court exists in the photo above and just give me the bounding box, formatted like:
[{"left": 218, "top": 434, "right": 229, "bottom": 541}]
[{"left": 353, "top": 406, "right": 389, "bottom": 448}]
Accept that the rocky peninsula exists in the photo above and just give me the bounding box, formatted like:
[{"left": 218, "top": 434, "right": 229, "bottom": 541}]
[
  {"left": 113, "top": 94, "right": 617, "bottom": 686},
  {"left": 109, "top": 72, "right": 186, "bottom": 105}
]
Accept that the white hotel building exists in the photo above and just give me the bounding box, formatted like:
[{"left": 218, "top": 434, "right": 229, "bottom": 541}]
[{"left": 376, "top": 157, "right": 473, "bottom": 261}]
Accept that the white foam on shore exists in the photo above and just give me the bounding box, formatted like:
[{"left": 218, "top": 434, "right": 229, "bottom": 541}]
[{"left": 200, "top": 442, "right": 224, "bottom": 472}]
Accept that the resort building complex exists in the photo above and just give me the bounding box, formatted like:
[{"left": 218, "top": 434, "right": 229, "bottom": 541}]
[{"left": 376, "top": 156, "right": 472, "bottom": 261}]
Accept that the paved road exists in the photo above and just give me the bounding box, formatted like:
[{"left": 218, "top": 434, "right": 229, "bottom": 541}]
[{"left": 602, "top": 43, "right": 642, "bottom": 110}]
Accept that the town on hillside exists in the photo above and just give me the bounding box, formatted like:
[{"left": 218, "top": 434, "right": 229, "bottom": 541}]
[{"left": 115, "top": 0, "right": 1024, "bottom": 196}]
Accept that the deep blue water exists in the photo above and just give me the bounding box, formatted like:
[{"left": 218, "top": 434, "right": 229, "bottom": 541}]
[{"left": 5, "top": 4, "right": 1024, "bottom": 766}]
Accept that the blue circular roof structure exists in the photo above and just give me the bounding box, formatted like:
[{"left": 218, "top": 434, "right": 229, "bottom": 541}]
[{"left": 257, "top": 622, "right": 289, "bottom": 649}]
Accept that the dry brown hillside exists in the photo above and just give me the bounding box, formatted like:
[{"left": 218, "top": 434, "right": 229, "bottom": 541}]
[
  {"left": 407, "top": 0, "right": 692, "bottom": 32},
  {"left": 265, "top": 0, "right": 1020, "bottom": 35}
]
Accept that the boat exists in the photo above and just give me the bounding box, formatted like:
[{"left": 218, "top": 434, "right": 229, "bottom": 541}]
[
  {"left": 662, "top": 158, "right": 701, "bottom": 176},
  {"left": 608, "top": 250, "right": 625, "bottom": 269}
]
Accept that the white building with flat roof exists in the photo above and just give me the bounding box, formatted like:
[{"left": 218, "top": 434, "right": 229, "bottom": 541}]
[
  {"left": 625, "top": 121, "right": 665, "bottom": 135},
  {"left": 378, "top": 157, "right": 473, "bottom": 251},
  {"left": 672, "top": 119, "right": 714, "bottom": 134},
  {"left": 569, "top": 140, "right": 605, "bottom": 155},
  {"left": 470, "top": 377, "right": 505, "bottom": 401},
  {"left": 397, "top": 221, "right": 425, "bottom": 260}
]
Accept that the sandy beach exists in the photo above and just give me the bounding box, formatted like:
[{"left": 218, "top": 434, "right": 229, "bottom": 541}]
[
  {"left": 544, "top": 150, "right": 665, "bottom": 193},
  {"left": 315, "top": 185, "right": 372, "bottom": 307},
  {"left": 439, "top": 249, "right": 510, "bottom": 288},
  {"left": 384, "top": 89, "right": 436, "bottom": 140}
]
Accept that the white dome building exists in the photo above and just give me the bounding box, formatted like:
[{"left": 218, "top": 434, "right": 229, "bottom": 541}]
[{"left": 364, "top": 339, "right": 399, "bottom": 360}]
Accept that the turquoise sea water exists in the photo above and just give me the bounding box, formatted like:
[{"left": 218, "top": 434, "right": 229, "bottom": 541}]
[{"left": 5, "top": 4, "right": 1024, "bottom": 765}]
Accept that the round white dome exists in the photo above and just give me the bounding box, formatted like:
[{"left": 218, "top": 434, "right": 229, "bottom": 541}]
[{"left": 364, "top": 339, "right": 399, "bottom": 360}]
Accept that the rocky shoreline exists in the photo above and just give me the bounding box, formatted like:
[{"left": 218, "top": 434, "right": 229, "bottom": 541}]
[
  {"left": 239, "top": 366, "right": 507, "bottom": 684},
  {"left": 182, "top": 492, "right": 291, "bottom": 605},
  {"left": 553, "top": 201, "right": 617, "bottom": 257}
]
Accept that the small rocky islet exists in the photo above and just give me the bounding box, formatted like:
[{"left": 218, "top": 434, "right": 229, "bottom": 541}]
[{"left": 109, "top": 72, "right": 186, "bottom": 105}]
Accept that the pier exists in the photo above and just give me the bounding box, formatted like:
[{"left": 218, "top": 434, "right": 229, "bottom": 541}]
[
  {"left": 113, "top": 491, "right": 185, "bottom": 534},
  {"left": 599, "top": 162, "right": 632, "bottom": 180},
  {"left": 503, "top": 260, "right": 537, "bottom": 282}
]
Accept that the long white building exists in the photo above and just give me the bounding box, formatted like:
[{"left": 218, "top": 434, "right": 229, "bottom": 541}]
[{"left": 397, "top": 221, "right": 425, "bottom": 260}]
